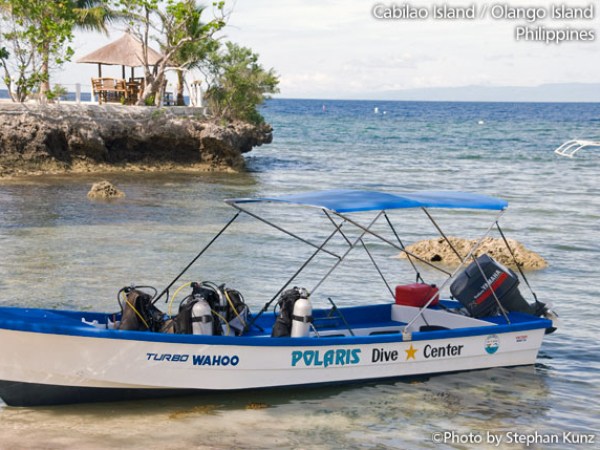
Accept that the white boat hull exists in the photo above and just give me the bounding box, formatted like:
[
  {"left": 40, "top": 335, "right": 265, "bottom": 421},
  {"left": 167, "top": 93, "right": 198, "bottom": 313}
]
[{"left": 0, "top": 325, "right": 545, "bottom": 405}]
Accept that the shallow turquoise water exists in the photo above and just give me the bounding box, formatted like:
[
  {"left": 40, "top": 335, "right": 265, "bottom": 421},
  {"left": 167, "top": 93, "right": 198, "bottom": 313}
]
[{"left": 0, "top": 100, "right": 599, "bottom": 448}]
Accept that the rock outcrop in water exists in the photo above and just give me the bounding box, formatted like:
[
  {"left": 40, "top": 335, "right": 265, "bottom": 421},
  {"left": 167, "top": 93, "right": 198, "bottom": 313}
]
[
  {"left": 398, "top": 236, "right": 547, "bottom": 270},
  {"left": 0, "top": 104, "right": 272, "bottom": 177},
  {"left": 87, "top": 180, "right": 125, "bottom": 200}
]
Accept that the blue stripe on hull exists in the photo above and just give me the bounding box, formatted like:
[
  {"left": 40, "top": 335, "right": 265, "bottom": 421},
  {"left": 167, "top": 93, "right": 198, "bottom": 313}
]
[{"left": 0, "top": 305, "right": 553, "bottom": 346}]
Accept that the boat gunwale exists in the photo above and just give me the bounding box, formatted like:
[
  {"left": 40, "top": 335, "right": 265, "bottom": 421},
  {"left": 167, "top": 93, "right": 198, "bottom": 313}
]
[{"left": 0, "top": 305, "right": 553, "bottom": 347}]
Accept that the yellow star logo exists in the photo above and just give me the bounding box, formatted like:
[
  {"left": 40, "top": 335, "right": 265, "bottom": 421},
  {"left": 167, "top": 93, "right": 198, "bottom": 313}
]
[{"left": 405, "top": 344, "right": 418, "bottom": 360}]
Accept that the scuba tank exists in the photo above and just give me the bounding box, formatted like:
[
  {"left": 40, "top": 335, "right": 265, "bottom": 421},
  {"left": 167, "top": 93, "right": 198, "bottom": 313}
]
[
  {"left": 291, "top": 289, "right": 312, "bottom": 338},
  {"left": 191, "top": 296, "right": 213, "bottom": 335}
]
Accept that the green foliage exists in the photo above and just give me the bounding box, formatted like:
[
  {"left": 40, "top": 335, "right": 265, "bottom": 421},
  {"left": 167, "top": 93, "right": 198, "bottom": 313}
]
[
  {"left": 116, "top": 0, "right": 226, "bottom": 106},
  {"left": 0, "top": 0, "right": 112, "bottom": 101},
  {"left": 46, "top": 83, "right": 69, "bottom": 101},
  {"left": 204, "top": 42, "right": 279, "bottom": 124},
  {"left": 162, "top": 1, "right": 223, "bottom": 105},
  {"left": 0, "top": 7, "right": 46, "bottom": 102},
  {"left": 144, "top": 94, "right": 156, "bottom": 106},
  {"left": 72, "top": 0, "right": 117, "bottom": 34},
  {"left": 8, "top": 0, "right": 76, "bottom": 62}
]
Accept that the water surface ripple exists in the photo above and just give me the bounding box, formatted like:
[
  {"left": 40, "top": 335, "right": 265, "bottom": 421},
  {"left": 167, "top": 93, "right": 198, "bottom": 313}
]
[{"left": 0, "top": 100, "right": 598, "bottom": 448}]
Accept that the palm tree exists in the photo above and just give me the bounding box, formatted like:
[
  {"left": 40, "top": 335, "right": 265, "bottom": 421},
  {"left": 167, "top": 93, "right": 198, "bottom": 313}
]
[
  {"left": 39, "top": 0, "right": 116, "bottom": 100},
  {"left": 162, "top": 2, "right": 220, "bottom": 106},
  {"left": 73, "top": 0, "right": 116, "bottom": 33}
]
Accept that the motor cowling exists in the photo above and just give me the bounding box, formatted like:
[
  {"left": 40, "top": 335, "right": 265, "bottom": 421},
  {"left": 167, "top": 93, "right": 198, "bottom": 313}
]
[{"left": 450, "top": 254, "right": 539, "bottom": 318}]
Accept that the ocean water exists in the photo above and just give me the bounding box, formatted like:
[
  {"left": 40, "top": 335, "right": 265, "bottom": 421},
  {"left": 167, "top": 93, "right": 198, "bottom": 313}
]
[{"left": 0, "top": 99, "right": 599, "bottom": 449}]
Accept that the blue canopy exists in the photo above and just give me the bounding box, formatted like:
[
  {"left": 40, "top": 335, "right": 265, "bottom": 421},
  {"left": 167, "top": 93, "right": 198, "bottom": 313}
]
[{"left": 228, "top": 189, "right": 508, "bottom": 213}]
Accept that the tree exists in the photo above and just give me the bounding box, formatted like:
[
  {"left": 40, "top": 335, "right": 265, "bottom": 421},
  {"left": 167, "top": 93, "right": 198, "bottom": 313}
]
[
  {"left": 161, "top": 2, "right": 219, "bottom": 106},
  {"left": 117, "top": 0, "right": 226, "bottom": 106},
  {"left": 1, "top": 0, "right": 76, "bottom": 102},
  {"left": 0, "top": 0, "right": 114, "bottom": 102},
  {"left": 0, "top": 3, "right": 46, "bottom": 102},
  {"left": 204, "top": 42, "right": 279, "bottom": 124},
  {"left": 73, "top": 0, "right": 116, "bottom": 34},
  {"left": 38, "top": 0, "right": 116, "bottom": 100}
]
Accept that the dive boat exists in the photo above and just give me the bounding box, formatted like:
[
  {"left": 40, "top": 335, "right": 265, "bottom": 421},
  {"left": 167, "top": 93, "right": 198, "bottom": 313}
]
[{"left": 0, "top": 190, "right": 556, "bottom": 407}]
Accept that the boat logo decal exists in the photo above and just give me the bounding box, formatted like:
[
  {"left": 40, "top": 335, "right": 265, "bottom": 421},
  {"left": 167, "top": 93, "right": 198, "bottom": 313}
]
[
  {"left": 405, "top": 344, "right": 418, "bottom": 360},
  {"left": 291, "top": 349, "right": 361, "bottom": 368},
  {"left": 516, "top": 335, "right": 528, "bottom": 343},
  {"left": 484, "top": 335, "right": 500, "bottom": 354},
  {"left": 146, "top": 352, "right": 240, "bottom": 367}
]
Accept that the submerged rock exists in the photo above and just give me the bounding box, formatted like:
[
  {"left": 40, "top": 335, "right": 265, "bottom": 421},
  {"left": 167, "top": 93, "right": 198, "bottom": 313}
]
[
  {"left": 87, "top": 180, "right": 125, "bottom": 200},
  {"left": 398, "top": 236, "right": 547, "bottom": 270}
]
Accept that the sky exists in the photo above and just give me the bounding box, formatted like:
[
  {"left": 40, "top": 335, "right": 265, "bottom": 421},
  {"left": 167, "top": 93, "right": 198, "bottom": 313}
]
[{"left": 49, "top": 0, "right": 600, "bottom": 99}]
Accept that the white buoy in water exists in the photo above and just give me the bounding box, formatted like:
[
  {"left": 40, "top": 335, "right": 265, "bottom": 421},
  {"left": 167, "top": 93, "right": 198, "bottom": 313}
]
[
  {"left": 478, "top": 120, "right": 485, "bottom": 125},
  {"left": 374, "top": 107, "right": 379, "bottom": 114}
]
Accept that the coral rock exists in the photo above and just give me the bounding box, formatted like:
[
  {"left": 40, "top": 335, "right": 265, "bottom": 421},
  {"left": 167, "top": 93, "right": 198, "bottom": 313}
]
[
  {"left": 87, "top": 180, "right": 125, "bottom": 200},
  {"left": 398, "top": 236, "right": 547, "bottom": 270}
]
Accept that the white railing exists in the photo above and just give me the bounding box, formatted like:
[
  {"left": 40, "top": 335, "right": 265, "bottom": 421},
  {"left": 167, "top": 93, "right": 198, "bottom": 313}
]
[{"left": 2, "top": 82, "right": 193, "bottom": 107}]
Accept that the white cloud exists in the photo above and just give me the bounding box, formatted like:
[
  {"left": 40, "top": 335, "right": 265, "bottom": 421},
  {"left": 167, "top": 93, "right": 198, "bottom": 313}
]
[
  {"left": 225, "top": 0, "right": 600, "bottom": 98},
  {"left": 45, "top": 0, "right": 600, "bottom": 99}
]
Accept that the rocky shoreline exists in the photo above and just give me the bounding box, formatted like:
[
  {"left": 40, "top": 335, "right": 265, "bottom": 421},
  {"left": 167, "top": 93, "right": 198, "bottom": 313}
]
[{"left": 0, "top": 103, "right": 273, "bottom": 178}]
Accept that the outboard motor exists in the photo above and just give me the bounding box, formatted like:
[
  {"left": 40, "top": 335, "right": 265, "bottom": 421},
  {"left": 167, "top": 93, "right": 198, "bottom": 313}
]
[{"left": 450, "top": 254, "right": 543, "bottom": 318}]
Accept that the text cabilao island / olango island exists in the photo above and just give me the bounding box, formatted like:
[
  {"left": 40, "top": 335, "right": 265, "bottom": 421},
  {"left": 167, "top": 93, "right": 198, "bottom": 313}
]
[{"left": 372, "top": 3, "right": 596, "bottom": 43}]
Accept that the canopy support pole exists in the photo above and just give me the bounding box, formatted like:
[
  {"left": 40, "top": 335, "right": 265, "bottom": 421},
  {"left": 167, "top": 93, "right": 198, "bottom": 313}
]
[
  {"left": 383, "top": 211, "right": 423, "bottom": 283},
  {"left": 496, "top": 221, "right": 541, "bottom": 307},
  {"left": 310, "top": 212, "right": 383, "bottom": 297},
  {"left": 245, "top": 215, "right": 347, "bottom": 331},
  {"left": 332, "top": 212, "right": 452, "bottom": 276},
  {"left": 324, "top": 211, "right": 394, "bottom": 300},
  {"left": 152, "top": 212, "right": 240, "bottom": 305},
  {"left": 228, "top": 203, "right": 341, "bottom": 260},
  {"left": 403, "top": 209, "right": 507, "bottom": 338},
  {"left": 419, "top": 207, "right": 511, "bottom": 323},
  {"left": 422, "top": 207, "right": 464, "bottom": 261}
]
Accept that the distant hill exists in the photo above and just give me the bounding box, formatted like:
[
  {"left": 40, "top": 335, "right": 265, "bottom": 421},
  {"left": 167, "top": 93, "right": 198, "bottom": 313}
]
[{"left": 353, "top": 83, "right": 600, "bottom": 103}]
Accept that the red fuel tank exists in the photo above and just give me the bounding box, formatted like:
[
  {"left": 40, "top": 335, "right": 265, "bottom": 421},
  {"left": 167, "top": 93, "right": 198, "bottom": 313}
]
[{"left": 395, "top": 283, "right": 439, "bottom": 307}]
